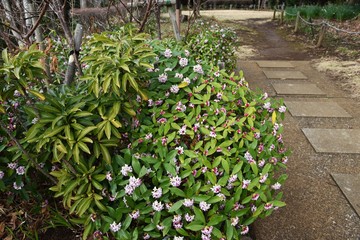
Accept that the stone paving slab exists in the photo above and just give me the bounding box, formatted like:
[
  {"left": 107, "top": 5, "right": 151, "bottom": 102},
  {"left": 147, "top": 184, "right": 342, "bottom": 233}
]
[
  {"left": 272, "top": 83, "right": 326, "bottom": 96},
  {"left": 256, "top": 61, "right": 294, "bottom": 68},
  {"left": 331, "top": 173, "right": 360, "bottom": 217},
  {"left": 285, "top": 101, "right": 351, "bottom": 118},
  {"left": 302, "top": 128, "right": 360, "bottom": 153},
  {"left": 263, "top": 70, "right": 308, "bottom": 79}
]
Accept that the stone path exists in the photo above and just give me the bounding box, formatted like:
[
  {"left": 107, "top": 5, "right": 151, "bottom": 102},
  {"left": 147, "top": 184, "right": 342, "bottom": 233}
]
[{"left": 238, "top": 60, "right": 360, "bottom": 239}]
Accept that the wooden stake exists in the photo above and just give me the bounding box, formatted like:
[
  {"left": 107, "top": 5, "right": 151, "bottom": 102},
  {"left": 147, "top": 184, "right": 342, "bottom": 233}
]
[
  {"left": 168, "top": 7, "right": 181, "bottom": 41},
  {"left": 280, "top": 10, "right": 284, "bottom": 24},
  {"left": 316, "top": 24, "right": 326, "bottom": 48},
  {"left": 272, "top": 9, "right": 276, "bottom": 20},
  {"left": 294, "top": 11, "right": 300, "bottom": 33}
]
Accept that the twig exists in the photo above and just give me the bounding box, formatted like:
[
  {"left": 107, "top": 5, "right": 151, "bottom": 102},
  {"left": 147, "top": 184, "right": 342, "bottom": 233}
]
[
  {"left": 138, "top": 0, "right": 153, "bottom": 33},
  {"left": 23, "top": 1, "right": 49, "bottom": 40},
  {"left": 0, "top": 121, "right": 57, "bottom": 184}
]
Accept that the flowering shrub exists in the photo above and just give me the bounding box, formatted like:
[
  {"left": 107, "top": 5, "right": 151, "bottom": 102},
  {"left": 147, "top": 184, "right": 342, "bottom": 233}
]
[
  {"left": 0, "top": 25, "right": 289, "bottom": 240},
  {"left": 74, "top": 44, "right": 289, "bottom": 239},
  {"left": 186, "top": 21, "right": 238, "bottom": 71},
  {"left": 0, "top": 46, "right": 49, "bottom": 198}
]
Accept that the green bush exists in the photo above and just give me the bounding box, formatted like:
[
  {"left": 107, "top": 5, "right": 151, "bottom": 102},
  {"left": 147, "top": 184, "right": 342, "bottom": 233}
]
[
  {"left": 286, "top": 4, "right": 360, "bottom": 21},
  {"left": 1, "top": 24, "right": 289, "bottom": 240},
  {"left": 186, "top": 21, "right": 238, "bottom": 71}
]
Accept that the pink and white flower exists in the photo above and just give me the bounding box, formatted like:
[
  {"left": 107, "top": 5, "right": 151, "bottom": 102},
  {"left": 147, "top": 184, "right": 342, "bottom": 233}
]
[
  {"left": 152, "top": 187, "right": 162, "bottom": 199},
  {"left": 170, "top": 175, "right": 182, "bottom": 187},
  {"left": 185, "top": 213, "right": 194, "bottom": 222},
  {"left": 242, "top": 179, "right": 251, "bottom": 189},
  {"left": 240, "top": 225, "right": 249, "bottom": 235},
  {"left": 152, "top": 200, "right": 164, "bottom": 212},
  {"left": 271, "top": 182, "right": 282, "bottom": 190},
  {"left": 129, "top": 209, "right": 140, "bottom": 219},
  {"left": 278, "top": 105, "right": 287, "bottom": 113},
  {"left": 175, "top": 146, "right": 184, "bottom": 155},
  {"left": 164, "top": 49, "right": 172, "bottom": 58},
  {"left": 211, "top": 184, "right": 221, "bottom": 194},
  {"left": 121, "top": 164, "right": 133, "bottom": 176},
  {"left": 158, "top": 73, "right": 168, "bottom": 83},
  {"left": 110, "top": 221, "right": 121, "bottom": 232},
  {"left": 179, "top": 58, "right": 188, "bottom": 67},
  {"left": 170, "top": 85, "right": 179, "bottom": 94},
  {"left": 199, "top": 201, "right": 211, "bottom": 211},
  {"left": 183, "top": 198, "right": 194, "bottom": 207}
]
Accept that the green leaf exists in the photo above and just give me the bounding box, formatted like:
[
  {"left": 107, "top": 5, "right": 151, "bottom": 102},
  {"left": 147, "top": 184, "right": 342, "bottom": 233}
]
[
  {"left": 250, "top": 163, "right": 258, "bottom": 175},
  {"left": 221, "top": 159, "right": 230, "bottom": 174},
  {"left": 164, "top": 163, "right": 176, "bottom": 176},
  {"left": 226, "top": 221, "right": 234, "bottom": 240},
  {"left": 43, "top": 126, "right": 65, "bottom": 138},
  {"left": 122, "top": 215, "right": 132, "bottom": 230},
  {"left": 193, "top": 206, "right": 205, "bottom": 224},
  {"left": 168, "top": 200, "right": 183, "bottom": 212},
  {"left": 232, "top": 162, "right": 243, "bottom": 175},
  {"left": 170, "top": 188, "right": 186, "bottom": 197},
  {"left": 143, "top": 223, "right": 156, "bottom": 232},
  {"left": 100, "top": 144, "right": 111, "bottom": 164},
  {"left": 272, "top": 200, "right": 286, "bottom": 207},
  {"left": 77, "top": 126, "right": 97, "bottom": 141},
  {"left": 185, "top": 223, "right": 204, "bottom": 231},
  {"left": 206, "top": 172, "right": 217, "bottom": 185},
  {"left": 184, "top": 150, "right": 198, "bottom": 158}
]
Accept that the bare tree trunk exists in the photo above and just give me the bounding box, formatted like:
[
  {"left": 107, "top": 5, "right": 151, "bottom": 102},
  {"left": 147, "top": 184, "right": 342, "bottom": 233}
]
[
  {"left": 1, "top": 0, "right": 23, "bottom": 46},
  {"left": 80, "top": 0, "right": 87, "bottom": 8},
  {"left": 65, "top": 24, "right": 83, "bottom": 85}
]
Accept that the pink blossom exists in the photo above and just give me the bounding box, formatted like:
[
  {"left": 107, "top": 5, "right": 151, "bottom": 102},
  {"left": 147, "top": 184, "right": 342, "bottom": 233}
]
[
  {"left": 129, "top": 209, "right": 140, "bottom": 219},
  {"left": 152, "top": 200, "right": 164, "bottom": 212},
  {"left": 271, "top": 182, "right": 282, "bottom": 190},
  {"left": 170, "top": 176, "right": 182, "bottom": 187},
  {"left": 240, "top": 225, "right": 249, "bottom": 235},
  {"left": 185, "top": 213, "right": 194, "bottom": 222},
  {"left": 199, "top": 201, "right": 211, "bottom": 211},
  {"left": 242, "top": 179, "right": 251, "bottom": 189},
  {"left": 201, "top": 226, "right": 213, "bottom": 235},
  {"left": 211, "top": 184, "right": 221, "bottom": 194},
  {"left": 231, "top": 216, "right": 239, "bottom": 226},
  {"left": 175, "top": 146, "right": 184, "bottom": 155},
  {"left": 152, "top": 187, "right": 162, "bottom": 199},
  {"left": 183, "top": 199, "right": 194, "bottom": 207},
  {"left": 110, "top": 221, "right": 121, "bottom": 232},
  {"left": 264, "top": 202, "right": 273, "bottom": 210},
  {"left": 121, "top": 164, "right": 133, "bottom": 176}
]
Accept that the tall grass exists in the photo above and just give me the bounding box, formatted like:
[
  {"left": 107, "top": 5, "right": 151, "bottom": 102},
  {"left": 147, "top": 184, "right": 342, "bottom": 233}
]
[{"left": 285, "top": 4, "right": 360, "bottom": 21}]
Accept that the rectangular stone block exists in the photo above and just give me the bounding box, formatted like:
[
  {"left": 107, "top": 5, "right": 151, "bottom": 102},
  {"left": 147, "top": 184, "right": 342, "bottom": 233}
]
[
  {"left": 257, "top": 61, "right": 294, "bottom": 68},
  {"left": 331, "top": 173, "right": 360, "bottom": 217},
  {"left": 285, "top": 101, "right": 351, "bottom": 118},
  {"left": 302, "top": 128, "right": 360, "bottom": 154},
  {"left": 263, "top": 70, "right": 308, "bottom": 80},
  {"left": 272, "top": 83, "right": 325, "bottom": 96}
]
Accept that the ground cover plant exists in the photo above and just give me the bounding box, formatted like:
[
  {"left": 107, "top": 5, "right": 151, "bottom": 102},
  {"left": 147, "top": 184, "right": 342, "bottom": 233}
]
[
  {"left": 0, "top": 21, "right": 289, "bottom": 239},
  {"left": 285, "top": 4, "right": 360, "bottom": 21}
]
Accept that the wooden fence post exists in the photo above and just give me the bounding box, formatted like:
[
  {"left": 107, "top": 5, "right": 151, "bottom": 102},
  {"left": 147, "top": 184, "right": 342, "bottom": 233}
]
[
  {"left": 316, "top": 24, "right": 327, "bottom": 48},
  {"left": 168, "top": 6, "right": 181, "bottom": 41},
  {"left": 280, "top": 10, "right": 284, "bottom": 24},
  {"left": 294, "top": 11, "right": 300, "bottom": 33},
  {"left": 272, "top": 9, "right": 276, "bottom": 20}
]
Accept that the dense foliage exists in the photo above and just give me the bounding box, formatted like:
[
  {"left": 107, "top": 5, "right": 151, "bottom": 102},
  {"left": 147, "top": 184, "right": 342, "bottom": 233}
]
[
  {"left": 285, "top": 4, "right": 360, "bottom": 21},
  {"left": 0, "top": 23, "right": 289, "bottom": 240}
]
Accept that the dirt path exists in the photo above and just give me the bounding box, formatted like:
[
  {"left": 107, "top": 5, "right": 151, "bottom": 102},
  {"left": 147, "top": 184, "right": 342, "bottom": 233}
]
[{"left": 204, "top": 11, "right": 360, "bottom": 240}]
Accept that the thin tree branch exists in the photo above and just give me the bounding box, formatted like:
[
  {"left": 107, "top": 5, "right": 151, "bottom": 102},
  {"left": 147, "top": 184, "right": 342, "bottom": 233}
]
[
  {"left": 0, "top": 121, "right": 57, "bottom": 184},
  {"left": 138, "top": 0, "right": 153, "bottom": 33},
  {"left": 23, "top": 1, "right": 49, "bottom": 40}
]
